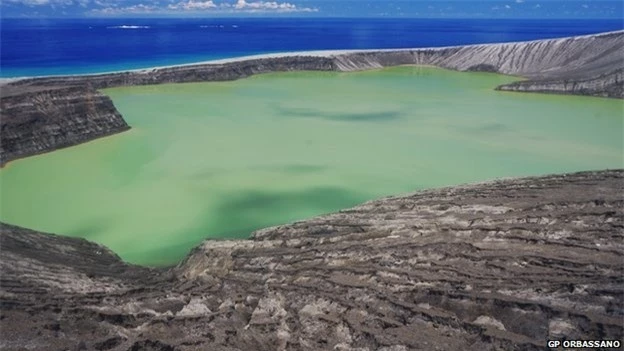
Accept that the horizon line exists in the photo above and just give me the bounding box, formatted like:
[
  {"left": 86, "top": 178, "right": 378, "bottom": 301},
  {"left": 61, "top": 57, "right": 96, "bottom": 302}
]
[{"left": 3, "top": 16, "right": 624, "bottom": 20}]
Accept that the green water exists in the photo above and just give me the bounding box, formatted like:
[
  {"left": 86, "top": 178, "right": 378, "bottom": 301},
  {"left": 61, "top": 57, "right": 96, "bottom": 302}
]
[{"left": 1, "top": 66, "right": 622, "bottom": 266}]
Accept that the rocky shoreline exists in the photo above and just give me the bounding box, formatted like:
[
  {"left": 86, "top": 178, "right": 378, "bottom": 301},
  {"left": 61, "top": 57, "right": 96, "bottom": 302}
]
[
  {"left": 1, "top": 30, "right": 623, "bottom": 166},
  {"left": 1, "top": 170, "right": 622, "bottom": 350}
]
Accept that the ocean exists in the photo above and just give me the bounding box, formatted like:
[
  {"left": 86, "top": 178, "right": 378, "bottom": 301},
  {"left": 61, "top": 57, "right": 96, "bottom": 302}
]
[{"left": 2, "top": 17, "right": 623, "bottom": 77}]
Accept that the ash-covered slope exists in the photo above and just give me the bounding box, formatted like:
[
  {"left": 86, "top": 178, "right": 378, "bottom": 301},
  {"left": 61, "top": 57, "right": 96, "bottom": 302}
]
[
  {"left": 0, "top": 84, "right": 128, "bottom": 166},
  {"left": 331, "top": 30, "right": 624, "bottom": 97},
  {"left": 332, "top": 31, "right": 623, "bottom": 77},
  {"left": 1, "top": 170, "right": 622, "bottom": 350}
]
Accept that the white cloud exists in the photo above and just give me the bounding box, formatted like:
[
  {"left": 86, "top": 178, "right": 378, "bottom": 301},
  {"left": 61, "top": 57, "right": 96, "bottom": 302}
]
[
  {"left": 232, "top": 0, "right": 316, "bottom": 12},
  {"left": 90, "top": 0, "right": 317, "bottom": 14},
  {"left": 493, "top": 4, "right": 512, "bottom": 11},
  {"left": 534, "top": 4, "right": 541, "bottom": 8},
  {"left": 581, "top": 4, "right": 589, "bottom": 9},
  {"left": 515, "top": 0, "right": 524, "bottom": 3},
  {"left": 4, "top": 0, "right": 72, "bottom": 5},
  {"left": 4, "top": 0, "right": 49, "bottom": 4},
  {"left": 90, "top": 3, "right": 157, "bottom": 14},
  {"left": 93, "top": 0, "right": 112, "bottom": 6},
  {"left": 168, "top": 0, "right": 216, "bottom": 10}
]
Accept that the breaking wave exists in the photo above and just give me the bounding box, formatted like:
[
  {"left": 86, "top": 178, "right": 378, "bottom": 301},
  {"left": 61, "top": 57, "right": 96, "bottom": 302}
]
[
  {"left": 107, "top": 25, "right": 151, "bottom": 29},
  {"left": 199, "top": 25, "right": 238, "bottom": 28}
]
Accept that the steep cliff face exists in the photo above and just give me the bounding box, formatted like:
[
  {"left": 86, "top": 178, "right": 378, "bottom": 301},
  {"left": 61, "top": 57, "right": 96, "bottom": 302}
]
[
  {"left": 0, "top": 85, "right": 129, "bottom": 165},
  {"left": 1, "top": 170, "right": 622, "bottom": 350},
  {"left": 496, "top": 68, "right": 624, "bottom": 98}
]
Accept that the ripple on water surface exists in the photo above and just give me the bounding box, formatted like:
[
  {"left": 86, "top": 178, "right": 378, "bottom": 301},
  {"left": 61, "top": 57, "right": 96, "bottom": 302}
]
[{"left": 0, "top": 66, "right": 622, "bottom": 265}]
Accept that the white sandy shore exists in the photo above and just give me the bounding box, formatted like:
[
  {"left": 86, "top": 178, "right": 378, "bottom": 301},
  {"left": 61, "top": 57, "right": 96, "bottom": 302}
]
[
  {"left": 0, "top": 50, "right": 373, "bottom": 83},
  {"left": 1, "top": 29, "right": 622, "bottom": 84},
  {"left": 0, "top": 49, "right": 378, "bottom": 83}
]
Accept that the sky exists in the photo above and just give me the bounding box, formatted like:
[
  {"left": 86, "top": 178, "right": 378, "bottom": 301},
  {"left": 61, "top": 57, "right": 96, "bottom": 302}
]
[{"left": 1, "top": 0, "right": 623, "bottom": 19}]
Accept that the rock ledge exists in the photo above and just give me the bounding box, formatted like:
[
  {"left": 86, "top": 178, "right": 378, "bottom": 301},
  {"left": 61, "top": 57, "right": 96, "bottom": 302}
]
[{"left": 1, "top": 170, "right": 622, "bottom": 350}]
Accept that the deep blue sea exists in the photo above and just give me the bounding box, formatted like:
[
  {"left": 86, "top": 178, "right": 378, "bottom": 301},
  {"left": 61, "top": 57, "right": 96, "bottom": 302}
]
[{"left": 1, "top": 18, "right": 622, "bottom": 78}]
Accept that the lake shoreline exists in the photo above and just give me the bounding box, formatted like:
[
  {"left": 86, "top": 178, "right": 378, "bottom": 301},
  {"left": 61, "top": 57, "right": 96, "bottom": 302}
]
[
  {"left": 7, "top": 65, "right": 620, "bottom": 265},
  {"left": 1, "top": 30, "right": 622, "bottom": 167}
]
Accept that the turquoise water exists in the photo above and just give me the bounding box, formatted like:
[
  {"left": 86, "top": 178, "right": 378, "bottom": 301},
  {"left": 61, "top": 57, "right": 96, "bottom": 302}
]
[{"left": 1, "top": 66, "right": 622, "bottom": 266}]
